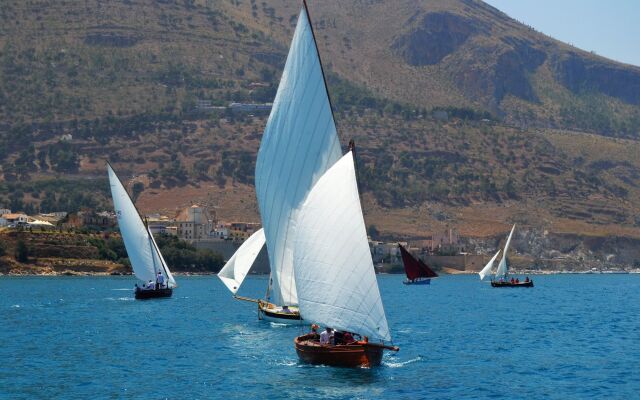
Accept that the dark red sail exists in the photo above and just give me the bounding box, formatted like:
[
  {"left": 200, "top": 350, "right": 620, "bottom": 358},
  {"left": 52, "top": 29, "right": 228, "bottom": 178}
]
[{"left": 399, "top": 244, "right": 438, "bottom": 280}]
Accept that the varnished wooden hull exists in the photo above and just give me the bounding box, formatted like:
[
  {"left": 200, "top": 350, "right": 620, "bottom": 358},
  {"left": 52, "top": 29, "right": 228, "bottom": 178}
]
[
  {"left": 491, "top": 281, "right": 533, "bottom": 288},
  {"left": 135, "top": 288, "right": 173, "bottom": 299},
  {"left": 294, "top": 334, "right": 386, "bottom": 367}
]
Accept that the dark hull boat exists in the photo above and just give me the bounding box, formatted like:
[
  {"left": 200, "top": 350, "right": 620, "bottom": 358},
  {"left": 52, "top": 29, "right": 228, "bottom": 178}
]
[
  {"left": 402, "top": 278, "right": 431, "bottom": 285},
  {"left": 399, "top": 244, "right": 437, "bottom": 285},
  {"left": 491, "top": 280, "right": 533, "bottom": 288},
  {"left": 135, "top": 287, "right": 173, "bottom": 299},
  {"left": 294, "top": 334, "right": 398, "bottom": 368}
]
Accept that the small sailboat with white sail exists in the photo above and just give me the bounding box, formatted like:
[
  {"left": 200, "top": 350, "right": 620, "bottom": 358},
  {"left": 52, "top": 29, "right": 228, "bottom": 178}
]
[
  {"left": 478, "top": 224, "right": 533, "bottom": 287},
  {"left": 221, "top": 0, "right": 342, "bottom": 324},
  {"left": 217, "top": 228, "right": 301, "bottom": 321},
  {"left": 399, "top": 244, "right": 438, "bottom": 285},
  {"left": 293, "top": 150, "right": 399, "bottom": 367},
  {"left": 107, "top": 164, "right": 177, "bottom": 299}
]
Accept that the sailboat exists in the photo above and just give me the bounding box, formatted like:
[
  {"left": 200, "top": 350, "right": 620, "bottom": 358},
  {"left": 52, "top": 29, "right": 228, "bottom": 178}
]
[
  {"left": 293, "top": 150, "right": 398, "bottom": 367},
  {"left": 217, "top": 228, "right": 301, "bottom": 322},
  {"left": 478, "top": 224, "right": 533, "bottom": 287},
  {"left": 107, "top": 164, "right": 177, "bottom": 299},
  {"left": 224, "top": 0, "right": 342, "bottom": 324},
  {"left": 399, "top": 244, "right": 438, "bottom": 285}
]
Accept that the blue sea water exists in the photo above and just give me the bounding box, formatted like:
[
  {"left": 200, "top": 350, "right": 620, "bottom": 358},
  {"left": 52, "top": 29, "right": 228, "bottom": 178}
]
[{"left": 1, "top": 274, "right": 639, "bottom": 399}]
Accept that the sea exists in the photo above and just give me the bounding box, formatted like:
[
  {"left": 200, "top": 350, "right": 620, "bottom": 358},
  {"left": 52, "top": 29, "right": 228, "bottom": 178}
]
[{"left": 1, "top": 274, "right": 638, "bottom": 399}]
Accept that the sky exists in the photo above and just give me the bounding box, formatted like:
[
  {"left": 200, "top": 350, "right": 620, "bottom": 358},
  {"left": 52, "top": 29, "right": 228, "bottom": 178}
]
[{"left": 484, "top": 0, "right": 640, "bottom": 67}]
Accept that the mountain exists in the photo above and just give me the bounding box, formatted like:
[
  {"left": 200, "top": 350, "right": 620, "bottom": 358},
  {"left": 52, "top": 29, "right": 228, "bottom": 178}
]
[{"left": 0, "top": 0, "right": 639, "bottom": 267}]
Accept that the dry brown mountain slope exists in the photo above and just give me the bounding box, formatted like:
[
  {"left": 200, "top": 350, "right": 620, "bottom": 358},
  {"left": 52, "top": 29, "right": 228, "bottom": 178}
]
[
  {"left": 224, "top": 0, "right": 640, "bottom": 138},
  {"left": 0, "top": 0, "right": 639, "bottom": 267}
]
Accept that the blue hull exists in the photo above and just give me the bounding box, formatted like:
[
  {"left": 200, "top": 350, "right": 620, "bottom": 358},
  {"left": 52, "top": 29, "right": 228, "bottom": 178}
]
[{"left": 403, "top": 279, "right": 431, "bottom": 285}]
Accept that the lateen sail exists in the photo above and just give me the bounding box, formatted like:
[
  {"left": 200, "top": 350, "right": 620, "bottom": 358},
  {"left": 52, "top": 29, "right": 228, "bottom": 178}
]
[
  {"left": 399, "top": 244, "right": 438, "bottom": 280},
  {"left": 218, "top": 228, "right": 265, "bottom": 294},
  {"left": 254, "top": 6, "right": 342, "bottom": 307},
  {"left": 293, "top": 152, "right": 391, "bottom": 341},
  {"left": 108, "top": 164, "right": 174, "bottom": 286},
  {"left": 479, "top": 249, "right": 501, "bottom": 281},
  {"left": 495, "top": 224, "right": 516, "bottom": 278}
]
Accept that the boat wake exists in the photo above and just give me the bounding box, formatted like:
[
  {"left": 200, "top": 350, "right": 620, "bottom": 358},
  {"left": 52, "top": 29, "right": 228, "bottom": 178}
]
[
  {"left": 111, "top": 288, "right": 132, "bottom": 291},
  {"left": 106, "top": 297, "right": 134, "bottom": 301},
  {"left": 383, "top": 356, "right": 423, "bottom": 368}
]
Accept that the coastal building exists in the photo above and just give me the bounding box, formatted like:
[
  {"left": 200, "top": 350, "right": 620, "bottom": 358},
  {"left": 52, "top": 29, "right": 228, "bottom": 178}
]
[
  {"left": 0, "top": 208, "right": 10, "bottom": 216},
  {"left": 64, "top": 211, "right": 116, "bottom": 229},
  {"left": 229, "top": 102, "right": 272, "bottom": 114},
  {"left": 1, "top": 213, "right": 28, "bottom": 225},
  {"left": 175, "top": 205, "right": 214, "bottom": 242}
]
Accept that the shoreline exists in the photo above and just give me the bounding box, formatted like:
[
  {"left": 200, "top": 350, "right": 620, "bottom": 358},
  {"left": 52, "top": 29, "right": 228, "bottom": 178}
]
[{"left": 1, "top": 270, "right": 638, "bottom": 277}]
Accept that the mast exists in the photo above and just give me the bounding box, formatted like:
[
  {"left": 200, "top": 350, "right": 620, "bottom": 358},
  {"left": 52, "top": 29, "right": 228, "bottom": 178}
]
[{"left": 302, "top": 0, "right": 339, "bottom": 134}]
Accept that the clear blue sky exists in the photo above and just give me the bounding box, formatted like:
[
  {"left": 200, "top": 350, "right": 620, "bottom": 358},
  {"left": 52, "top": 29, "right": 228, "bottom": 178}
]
[{"left": 484, "top": 0, "right": 640, "bottom": 67}]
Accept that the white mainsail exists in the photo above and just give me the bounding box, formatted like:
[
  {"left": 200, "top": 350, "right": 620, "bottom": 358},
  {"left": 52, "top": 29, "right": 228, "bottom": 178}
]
[
  {"left": 293, "top": 152, "right": 391, "bottom": 342},
  {"left": 218, "top": 228, "right": 265, "bottom": 294},
  {"left": 254, "top": 6, "right": 342, "bottom": 307},
  {"left": 479, "top": 249, "right": 501, "bottom": 281},
  {"left": 107, "top": 164, "right": 175, "bottom": 287},
  {"left": 495, "top": 224, "right": 516, "bottom": 278}
]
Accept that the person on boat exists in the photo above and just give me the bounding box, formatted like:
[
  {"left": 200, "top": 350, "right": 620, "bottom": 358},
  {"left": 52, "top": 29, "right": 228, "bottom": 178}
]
[
  {"left": 148, "top": 279, "right": 155, "bottom": 290},
  {"left": 310, "top": 324, "right": 319, "bottom": 337},
  {"left": 157, "top": 271, "right": 165, "bottom": 289},
  {"left": 525, "top": 276, "right": 530, "bottom": 283},
  {"left": 515, "top": 278, "right": 520, "bottom": 283},
  {"left": 320, "top": 327, "right": 332, "bottom": 345},
  {"left": 333, "top": 330, "right": 344, "bottom": 344},
  {"left": 282, "top": 305, "right": 292, "bottom": 314},
  {"left": 510, "top": 277, "right": 515, "bottom": 284},
  {"left": 342, "top": 331, "right": 355, "bottom": 345},
  {"left": 134, "top": 283, "right": 139, "bottom": 292}
]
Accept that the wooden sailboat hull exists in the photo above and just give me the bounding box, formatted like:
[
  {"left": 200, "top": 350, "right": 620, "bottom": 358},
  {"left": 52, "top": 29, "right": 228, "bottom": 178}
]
[
  {"left": 402, "top": 278, "right": 431, "bottom": 285},
  {"left": 491, "top": 281, "right": 534, "bottom": 288},
  {"left": 294, "top": 334, "right": 397, "bottom": 367},
  {"left": 135, "top": 288, "right": 173, "bottom": 299},
  {"left": 258, "top": 302, "right": 303, "bottom": 324}
]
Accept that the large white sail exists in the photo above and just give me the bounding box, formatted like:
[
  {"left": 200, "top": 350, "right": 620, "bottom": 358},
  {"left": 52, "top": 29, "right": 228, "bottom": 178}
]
[
  {"left": 495, "top": 224, "right": 516, "bottom": 278},
  {"left": 479, "top": 249, "right": 501, "bottom": 280},
  {"left": 108, "top": 164, "right": 174, "bottom": 286},
  {"left": 218, "top": 228, "right": 265, "bottom": 294},
  {"left": 293, "top": 152, "right": 391, "bottom": 342},
  {"left": 254, "top": 6, "right": 342, "bottom": 307}
]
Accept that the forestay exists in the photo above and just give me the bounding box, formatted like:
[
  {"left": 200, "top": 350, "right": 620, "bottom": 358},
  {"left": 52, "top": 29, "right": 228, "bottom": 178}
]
[
  {"left": 218, "top": 228, "right": 265, "bottom": 294},
  {"left": 479, "top": 249, "right": 501, "bottom": 280},
  {"left": 254, "top": 6, "right": 342, "bottom": 307},
  {"left": 495, "top": 224, "right": 516, "bottom": 278},
  {"left": 108, "top": 165, "right": 173, "bottom": 286},
  {"left": 293, "top": 152, "right": 391, "bottom": 342}
]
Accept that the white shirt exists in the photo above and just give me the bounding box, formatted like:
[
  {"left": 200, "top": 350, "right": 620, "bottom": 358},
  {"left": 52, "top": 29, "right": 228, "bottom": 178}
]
[
  {"left": 320, "top": 330, "right": 331, "bottom": 345},
  {"left": 157, "top": 274, "right": 165, "bottom": 284}
]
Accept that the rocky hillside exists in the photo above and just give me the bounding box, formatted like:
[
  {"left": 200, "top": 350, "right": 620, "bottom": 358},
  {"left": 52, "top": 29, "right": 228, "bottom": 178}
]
[{"left": 0, "top": 0, "right": 639, "bottom": 267}]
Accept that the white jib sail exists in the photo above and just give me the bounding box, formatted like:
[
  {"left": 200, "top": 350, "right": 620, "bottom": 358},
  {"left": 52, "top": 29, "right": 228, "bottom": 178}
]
[
  {"left": 495, "top": 224, "right": 516, "bottom": 278},
  {"left": 218, "top": 228, "right": 266, "bottom": 294},
  {"left": 254, "top": 6, "right": 342, "bottom": 307},
  {"left": 147, "top": 225, "right": 176, "bottom": 287},
  {"left": 479, "top": 249, "right": 501, "bottom": 281},
  {"left": 293, "top": 152, "right": 391, "bottom": 342},
  {"left": 108, "top": 165, "right": 172, "bottom": 286}
]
